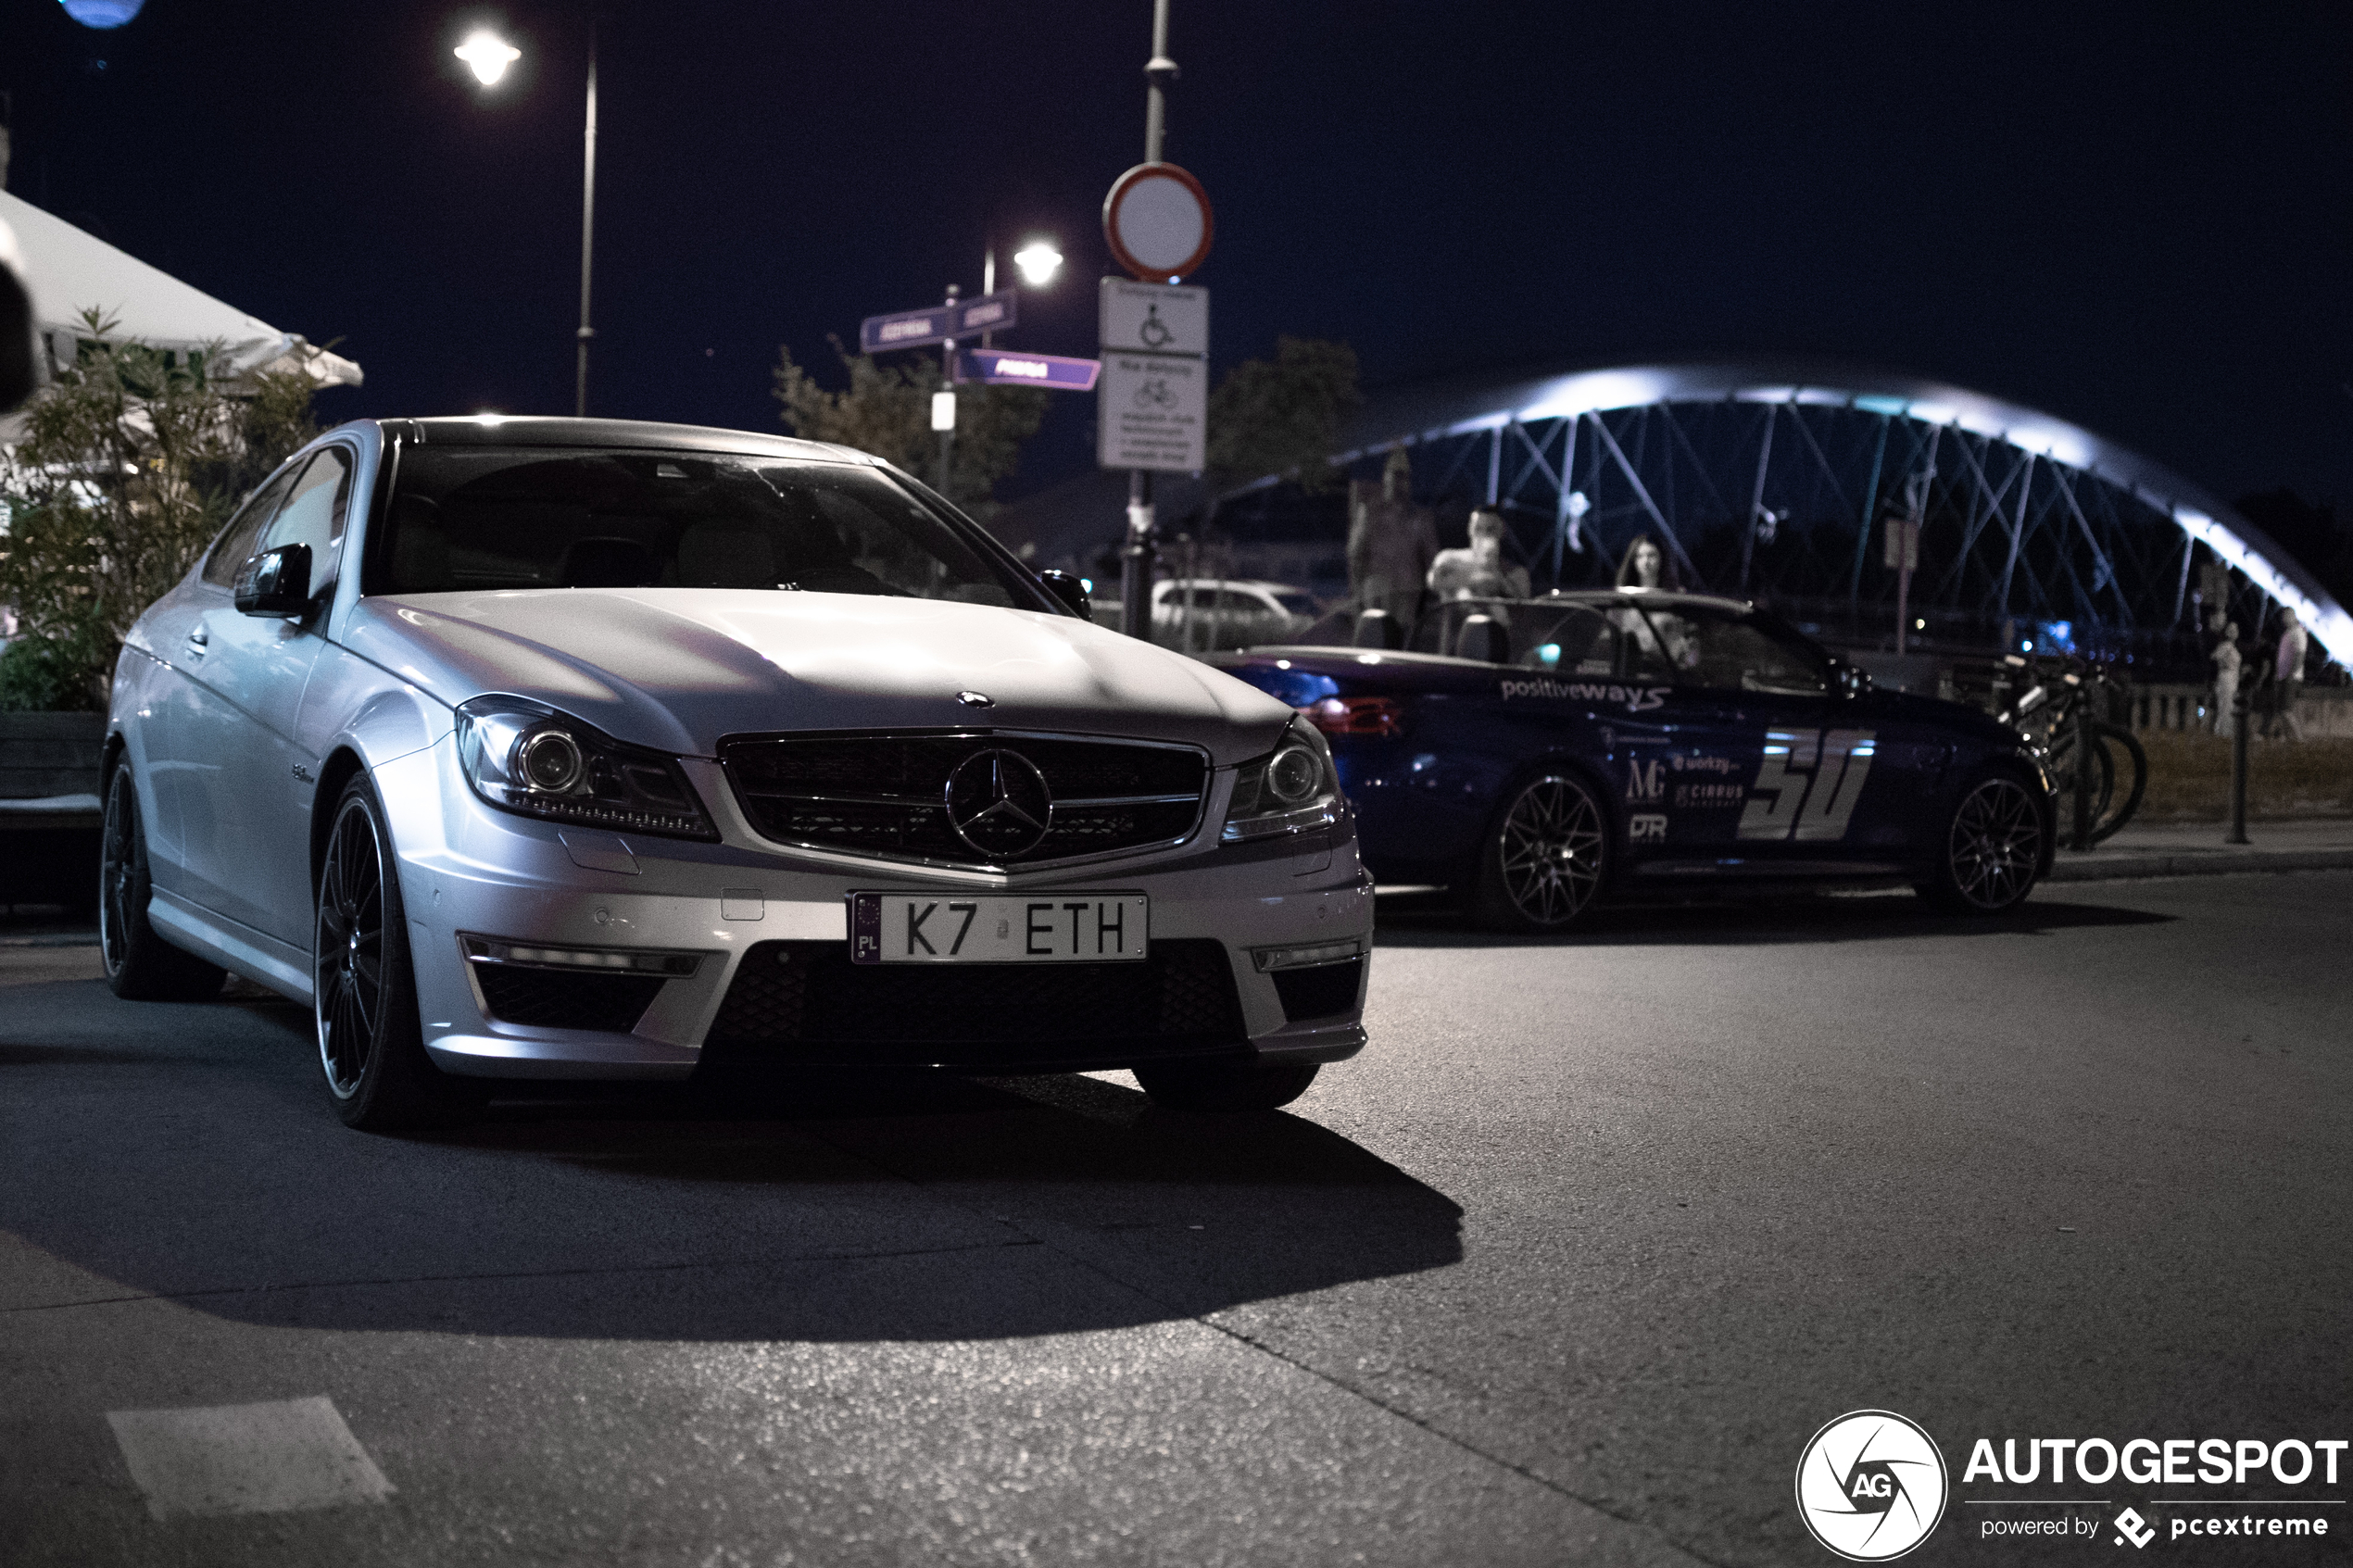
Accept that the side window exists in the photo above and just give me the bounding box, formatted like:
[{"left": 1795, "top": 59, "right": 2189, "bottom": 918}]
[
  {"left": 1605, "top": 606, "right": 1674, "bottom": 682},
  {"left": 1519, "top": 606, "right": 1611, "bottom": 671},
  {"left": 1647, "top": 607, "right": 1827, "bottom": 696},
  {"left": 200, "top": 466, "right": 299, "bottom": 587},
  {"left": 258, "top": 446, "right": 354, "bottom": 565}
]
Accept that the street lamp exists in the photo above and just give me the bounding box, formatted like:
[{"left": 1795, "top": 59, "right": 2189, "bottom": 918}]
[
  {"left": 452, "top": 31, "right": 519, "bottom": 85},
  {"left": 1013, "top": 241, "right": 1063, "bottom": 288},
  {"left": 459, "top": 23, "right": 598, "bottom": 418}
]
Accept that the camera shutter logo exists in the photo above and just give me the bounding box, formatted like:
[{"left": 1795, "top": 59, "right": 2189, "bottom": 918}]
[{"left": 1794, "top": 1410, "right": 1948, "bottom": 1561}]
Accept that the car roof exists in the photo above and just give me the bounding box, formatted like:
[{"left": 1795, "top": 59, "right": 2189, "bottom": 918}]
[{"left": 371, "top": 415, "right": 871, "bottom": 466}]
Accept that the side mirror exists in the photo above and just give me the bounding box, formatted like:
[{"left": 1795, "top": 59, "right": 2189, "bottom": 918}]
[
  {"left": 1835, "top": 662, "right": 1873, "bottom": 699},
  {"left": 234, "top": 544, "right": 313, "bottom": 618},
  {"left": 1038, "top": 569, "right": 1090, "bottom": 619}
]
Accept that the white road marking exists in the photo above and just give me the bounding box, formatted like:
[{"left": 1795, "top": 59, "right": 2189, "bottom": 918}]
[{"left": 106, "top": 1396, "right": 394, "bottom": 1519}]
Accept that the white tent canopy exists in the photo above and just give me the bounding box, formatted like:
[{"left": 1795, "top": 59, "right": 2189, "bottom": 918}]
[{"left": 0, "top": 190, "right": 360, "bottom": 389}]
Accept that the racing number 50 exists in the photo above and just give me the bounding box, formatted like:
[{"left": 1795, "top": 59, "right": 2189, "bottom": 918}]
[{"left": 1736, "top": 729, "right": 1876, "bottom": 842}]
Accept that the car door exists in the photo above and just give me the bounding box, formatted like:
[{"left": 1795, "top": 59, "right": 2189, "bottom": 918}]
[
  {"left": 1641, "top": 605, "right": 1930, "bottom": 869},
  {"left": 137, "top": 462, "right": 303, "bottom": 900},
  {"left": 172, "top": 445, "right": 354, "bottom": 941}
]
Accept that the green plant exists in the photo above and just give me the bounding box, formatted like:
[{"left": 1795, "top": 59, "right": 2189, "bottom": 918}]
[
  {"left": 1205, "top": 336, "right": 1361, "bottom": 493},
  {"left": 772, "top": 337, "right": 1046, "bottom": 519},
  {"left": 0, "top": 310, "right": 321, "bottom": 709}
]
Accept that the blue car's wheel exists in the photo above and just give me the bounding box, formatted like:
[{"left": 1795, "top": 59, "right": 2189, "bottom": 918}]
[
  {"left": 1918, "top": 773, "right": 2043, "bottom": 914},
  {"left": 1470, "top": 772, "right": 1610, "bottom": 932}
]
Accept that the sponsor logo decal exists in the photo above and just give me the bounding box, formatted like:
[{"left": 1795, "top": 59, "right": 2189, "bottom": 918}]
[
  {"left": 1674, "top": 782, "right": 1744, "bottom": 809},
  {"left": 1499, "top": 677, "right": 1668, "bottom": 712},
  {"left": 1628, "top": 813, "right": 1667, "bottom": 842},
  {"left": 1626, "top": 759, "right": 1665, "bottom": 803},
  {"left": 1796, "top": 1410, "right": 1948, "bottom": 1561},
  {"left": 1739, "top": 729, "right": 1876, "bottom": 843},
  {"left": 1670, "top": 753, "right": 1740, "bottom": 774},
  {"left": 2114, "top": 1506, "right": 2157, "bottom": 1548}
]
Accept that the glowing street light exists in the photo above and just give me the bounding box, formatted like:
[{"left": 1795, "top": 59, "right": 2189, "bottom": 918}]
[
  {"left": 1013, "top": 240, "right": 1063, "bottom": 288},
  {"left": 453, "top": 31, "right": 521, "bottom": 86}
]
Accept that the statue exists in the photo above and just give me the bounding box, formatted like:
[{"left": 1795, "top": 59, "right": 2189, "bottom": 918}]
[{"left": 1346, "top": 448, "right": 1439, "bottom": 621}]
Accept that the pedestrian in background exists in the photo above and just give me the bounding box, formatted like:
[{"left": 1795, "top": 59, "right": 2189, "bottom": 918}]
[
  {"left": 2272, "top": 606, "right": 2309, "bottom": 740},
  {"left": 1616, "top": 533, "right": 1681, "bottom": 592},
  {"left": 2212, "top": 621, "right": 2243, "bottom": 738}
]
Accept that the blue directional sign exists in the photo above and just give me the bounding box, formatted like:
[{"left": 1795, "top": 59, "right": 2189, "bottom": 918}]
[
  {"left": 861, "top": 292, "right": 1023, "bottom": 355},
  {"left": 860, "top": 303, "right": 956, "bottom": 354},
  {"left": 952, "top": 291, "right": 1018, "bottom": 337},
  {"left": 955, "top": 349, "right": 1101, "bottom": 391}
]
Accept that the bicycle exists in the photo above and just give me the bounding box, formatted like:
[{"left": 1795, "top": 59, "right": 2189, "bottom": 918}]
[{"left": 1996, "top": 652, "right": 2148, "bottom": 847}]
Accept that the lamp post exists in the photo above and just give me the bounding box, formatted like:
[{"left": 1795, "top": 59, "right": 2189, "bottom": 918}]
[{"left": 457, "top": 23, "right": 598, "bottom": 418}]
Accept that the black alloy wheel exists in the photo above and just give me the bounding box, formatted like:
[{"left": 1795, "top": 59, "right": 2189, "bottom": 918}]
[
  {"left": 1134, "top": 1058, "right": 1320, "bottom": 1113},
  {"left": 314, "top": 777, "right": 469, "bottom": 1129},
  {"left": 1919, "top": 774, "right": 2045, "bottom": 914},
  {"left": 97, "top": 765, "right": 225, "bottom": 1001},
  {"left": 1470, "top": 772, "right": 1610, "bottom": 932}
]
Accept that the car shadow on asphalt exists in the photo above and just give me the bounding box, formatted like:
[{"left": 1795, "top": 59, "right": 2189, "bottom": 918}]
[
  {"left": 1372, "top": 888, "right": 2179, "bottom": 948},
  {"left": 0, "top": 977, "right": 1463, "bottom": 1343}
]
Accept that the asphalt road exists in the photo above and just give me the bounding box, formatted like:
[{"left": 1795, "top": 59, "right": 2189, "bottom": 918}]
[{"left": 3, "top": 872, "right": 2348, "bottom": 1566}]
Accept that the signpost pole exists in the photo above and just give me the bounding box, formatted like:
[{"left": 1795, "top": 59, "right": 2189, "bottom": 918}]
[
  {"left": 937, "top": 284, "right": 958, "bottom": 498},
  {"left": 1119, "top": 0, "right": 1176, "bottom": 643}
]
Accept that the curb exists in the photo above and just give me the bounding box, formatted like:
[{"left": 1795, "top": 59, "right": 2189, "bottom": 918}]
[{"left": 2048, "top": 848, "right": 2353, "bottom": 883}]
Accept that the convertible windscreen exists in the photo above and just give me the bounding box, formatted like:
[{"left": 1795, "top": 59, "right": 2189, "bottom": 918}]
[{"left": 371, "top": 447, "right": 1042, "bottom": 608}]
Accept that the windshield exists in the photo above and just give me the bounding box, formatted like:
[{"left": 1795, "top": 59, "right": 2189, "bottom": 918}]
[{"left": 369, "top": 446, "right": 1049, "bottom": 609}]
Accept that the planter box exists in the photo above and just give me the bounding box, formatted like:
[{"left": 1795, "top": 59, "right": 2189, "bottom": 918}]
[
  {"left": 0, "top": 712, "right": 106, "bottom": 909},
  {"left": 0, "top": 711, "right": 107, "bottom": 800}
]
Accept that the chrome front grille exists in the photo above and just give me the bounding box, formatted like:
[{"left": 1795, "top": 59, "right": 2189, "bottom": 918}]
[{"left": 718, "top": 731, "right": 1210, "bottom": 869}]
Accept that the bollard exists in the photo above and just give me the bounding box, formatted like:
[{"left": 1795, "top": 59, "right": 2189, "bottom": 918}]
[
  {"left": 2225, "top": 684, "right": 2251, "bottom": 845},
  {"left": 2070, "top": 696, "right": 2095, "bottom": 851}
]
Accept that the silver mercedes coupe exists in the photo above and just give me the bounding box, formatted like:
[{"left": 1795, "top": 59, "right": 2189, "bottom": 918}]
[{"left": 100, "top": 418, "right": 1371, "bottom": 1127}]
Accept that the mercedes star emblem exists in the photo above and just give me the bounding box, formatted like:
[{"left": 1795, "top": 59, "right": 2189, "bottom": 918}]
[{"left": 944, "top": 748, "right": 1054, "bottom": 858}]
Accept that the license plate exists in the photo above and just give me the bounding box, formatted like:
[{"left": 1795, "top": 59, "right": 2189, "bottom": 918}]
[{"left": 849, "top": 892, "right": 1149, "bottom": 965}]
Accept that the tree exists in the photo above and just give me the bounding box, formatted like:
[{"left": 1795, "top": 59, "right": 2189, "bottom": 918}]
[
  {"left": 0, "top": 310, "right": 321, "bottom": 709},
  {"left": 1205, "top": 336, "right": 1361, "bottom": 493},
  {"left": 772, "top": 337, "right": 1047, "bottom": 519}
]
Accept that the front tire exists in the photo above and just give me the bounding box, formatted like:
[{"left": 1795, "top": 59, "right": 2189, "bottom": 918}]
[
  {"left": 1135, "top": 1058, "right": 1320, "bottom": 1112},
  {"left": 1917, "top": 773, "right": 2045, "bottom": 914},
  {"left": 314, "top": 777, "right": 472, "bottom": 1130},
  {"left": 1467, "top": 771, "right": 1611, "bottom": 932},
  {"left": 98, "top": 764, "right": 225, "bottom": 1002}
]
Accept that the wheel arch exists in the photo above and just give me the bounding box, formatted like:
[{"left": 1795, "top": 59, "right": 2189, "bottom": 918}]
[{"left": 309, "top": 746, "right": 371, "bottom": 894}]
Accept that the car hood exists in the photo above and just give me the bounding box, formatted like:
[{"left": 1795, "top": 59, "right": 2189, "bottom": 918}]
[{"left": 339, "top": 589, "right": 1294, "bottom": 765}]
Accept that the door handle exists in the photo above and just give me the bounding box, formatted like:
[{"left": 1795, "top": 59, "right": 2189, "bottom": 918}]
[{"left": 184, "top": 626, "right": 209, "bottom": 657}]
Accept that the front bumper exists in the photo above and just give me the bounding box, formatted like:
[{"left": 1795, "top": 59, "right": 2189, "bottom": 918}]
[{"left": 376, "top": 736, "right": 1373, "bottom": 1080}]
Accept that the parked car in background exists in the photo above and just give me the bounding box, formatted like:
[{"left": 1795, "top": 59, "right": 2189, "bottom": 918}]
[
  {"left": 100, "top": 417, "right": 1371, "bottom": 1127},
  {"left": 1214, "top": 589, "right": 2055, "bottom": 930},
  {"left": 1094, "top": 579, "right": 1319, "bottom": 653}
]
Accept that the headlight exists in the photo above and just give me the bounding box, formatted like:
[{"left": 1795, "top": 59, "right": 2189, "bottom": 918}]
[
  {"left": 1223, "top": 718, "right": 1342, "bottom": 842},
  {"left": 456, "top": 696, "right": 719, "bottom": 841}
]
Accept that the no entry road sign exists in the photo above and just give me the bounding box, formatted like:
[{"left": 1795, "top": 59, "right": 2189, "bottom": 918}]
[{"left": 956, "top": 349, "right": 1101, "bottom": 391}]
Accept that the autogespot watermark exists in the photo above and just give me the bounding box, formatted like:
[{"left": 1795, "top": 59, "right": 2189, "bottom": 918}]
[{"left": 1796, "top": 1411, "right": 2347, "bottom": 1557}]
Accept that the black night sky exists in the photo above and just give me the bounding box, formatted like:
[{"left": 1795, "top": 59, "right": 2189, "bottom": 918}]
[{"left": 4, "top": 0, "right": 2347, "bottom": 513}]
